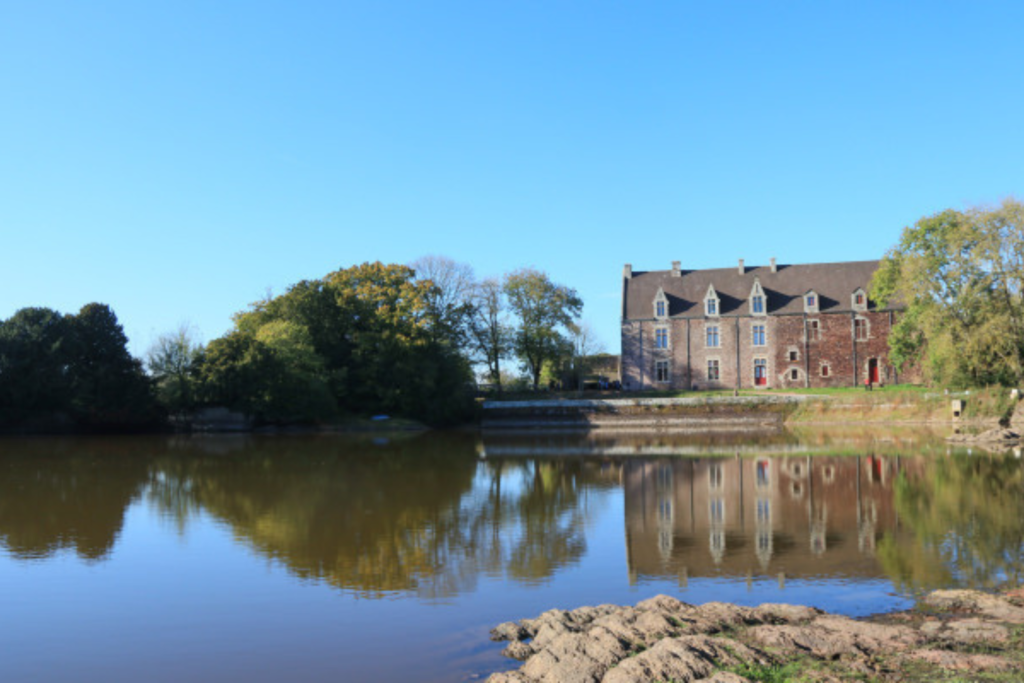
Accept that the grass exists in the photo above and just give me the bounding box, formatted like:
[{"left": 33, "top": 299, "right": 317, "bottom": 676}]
[{"left": 724, "top": 661, "right": 803, "bottom": 682}]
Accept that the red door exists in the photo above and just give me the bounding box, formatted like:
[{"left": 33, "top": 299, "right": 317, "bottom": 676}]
[
  {"left": 754, "top": 359, "right": 767, "bottom": 386},
  {"left": 869, "top": 358, "right": 880, "bottom": 384}
]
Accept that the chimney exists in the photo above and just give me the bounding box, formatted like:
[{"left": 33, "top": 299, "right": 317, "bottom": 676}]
[
  {"left": 738, "top": 259, "right": 745, "bottom": 275},
  {"left": 671, "top": 261, "right": 681, "bottom": 277},
  {"left": 770, "top": 257, "right": 777, "bottom": 273},
  {"left": 623, "top": 263, "right": 632, "bottom": 279}
]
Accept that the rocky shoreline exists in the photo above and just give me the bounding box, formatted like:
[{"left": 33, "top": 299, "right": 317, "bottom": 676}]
[{"left": 485, "top": 589, "right": 1024, "bottom": 682}]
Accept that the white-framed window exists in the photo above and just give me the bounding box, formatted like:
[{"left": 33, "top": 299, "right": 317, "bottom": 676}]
[
  {"left": 655, "top": 328, "right": 669, "bottom": 348},
  {"left": 788, "top": 348, "right": 799, "bottom": 362},
  {"left": 808, "top": 319, "right": 820, "bottom": 341},
  {"left": 707, "top": 359, "right": 720, "bottom": 380},
  {"left": 790, "top": 368, "right": 799, "bottom": 381},
  {"left": 820, "top": 362, "right": 831, "bottom": 377},
  {"left": 654, "top": 288, "right": 669, "bottom": 319},
  {"left": 752, "top": 324, "right": 766, "bottom": 346},
  {"left": 854, "top": 317, "right": 869, "bottom": 341},
  {"left": 655, "top": 360, "right": 670, "bottom": 383},
  {"left": 805, "top": 290, "right": 819, "bottom": 314},
  {"left": 705, "top": 285, "right": 720, "bottom": 317},
  {"left": 852, "top": 288, "right": 868, "bottom": 312},
  {"left": 749, "top": 278, "right": 767, "bottom": 316},
  {"left": 706, "top": 325, "right": 719, "bottom": 347}
]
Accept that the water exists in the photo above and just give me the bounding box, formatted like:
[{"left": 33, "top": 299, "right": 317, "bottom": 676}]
[{"left": 0, "top": 428, "right": 1021, "bottom": 682}]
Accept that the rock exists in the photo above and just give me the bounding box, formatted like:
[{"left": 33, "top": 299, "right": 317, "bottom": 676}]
[
  {"left": 924, "top": 589, "right": 1024, "bottom": 623},
  {"left": 749, "top": 603, "right": 822, "bottom": 624},
  {"left": 943, "top": 618, "right": 1009, "bottom": 644},
  {"left": 520, "top": 629, "right": 630, "bottom": 683},
  {"left": 906, "top": 649, "right": 1018, "bottom": 673},
  {"left": 491, "top": 621, "right": 530, "bottom": 642},
  {"left": 601, "top": 636, "right": 771, "bottom": 683},
  {"left": 502, "top": 642, "right": 535, "bottom": 661},
  {"left": 746, "top": 616, "right": 922, "bottom": 660}
]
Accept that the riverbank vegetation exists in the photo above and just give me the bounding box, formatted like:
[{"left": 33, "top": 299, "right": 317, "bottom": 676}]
[
  {"left": 872, "top": 197, "right": 1024, "bottom": 388},
  {"left": 0, "top": 304, "right": 160, "bottom": 432},
  {"left": 0, "top": 258, "right": 588, "bottom": 431}
]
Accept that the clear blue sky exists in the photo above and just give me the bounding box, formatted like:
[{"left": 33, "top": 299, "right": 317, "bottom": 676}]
[{"left": 2, "top": 1, "right": 1022, "bottom": 358}]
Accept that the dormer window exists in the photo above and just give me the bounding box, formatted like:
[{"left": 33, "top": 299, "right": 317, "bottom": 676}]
[
  {"left": 804, "top": 290, "right": 819, "bottom": 314},
  {"left": 748, "top": 278, "right": 767, "bottom": 316},
  {"left": 851, "top": 288, "right": 868, "bottom": 312},
  {"left": 653, "top": 288, "right": 668, "bottom": 319},
  {"left": 705, "top": 284, "right": 720, "bottom": 318}
]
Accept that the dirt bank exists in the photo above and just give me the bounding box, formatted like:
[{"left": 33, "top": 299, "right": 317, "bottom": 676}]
[{"left": 486, "top": 588, "right": 1024, "bottom": 682}]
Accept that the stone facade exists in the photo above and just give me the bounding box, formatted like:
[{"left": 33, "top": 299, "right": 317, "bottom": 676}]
[{"left": 620, "top": 260, "right": 920, "bottom": 391}]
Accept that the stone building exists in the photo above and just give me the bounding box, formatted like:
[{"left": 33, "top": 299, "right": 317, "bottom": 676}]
[{"left": 620, "top": 259, "right": 917, "bottom": 390}]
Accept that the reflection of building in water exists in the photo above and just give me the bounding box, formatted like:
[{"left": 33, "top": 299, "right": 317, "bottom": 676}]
[{"left": 624, "top": 455, "right": 915, "bottom": 584}]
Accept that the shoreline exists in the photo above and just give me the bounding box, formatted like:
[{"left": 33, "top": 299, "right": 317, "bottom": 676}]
[{"left": 485, "top": 588, "right": 1024, "bottom": 682}]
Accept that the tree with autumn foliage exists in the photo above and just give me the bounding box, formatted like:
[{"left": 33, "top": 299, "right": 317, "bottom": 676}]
[
  {"left": 202, "top": 262, "right": 473, "bottom": 424},
  {"left": 871, "top": 198, "right": 1024, "bottom": 387}
]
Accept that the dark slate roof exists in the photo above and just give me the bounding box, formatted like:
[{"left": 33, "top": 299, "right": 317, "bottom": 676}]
[{"left": 623, "top": 260, "right": 885, "bottom": 320}]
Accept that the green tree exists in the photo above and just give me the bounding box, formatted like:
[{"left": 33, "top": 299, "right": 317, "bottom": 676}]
[
  {"left": 147, "top": 324, "right": 203, "bottom": 415},
  {"left": 871, "top": 198, "right": 1024, "bottom": 386},
  {"left": 0, "top": 307, "right": 73, "bottom": 425},
  {"left": 504, "top": 268, "right": 583, "bottom": 390},
  {"left": 227, "top": 262, "right": 473, "bottom": 424},
  {"left": 65, "top": 303, "right": 159, "bottom": 428}
]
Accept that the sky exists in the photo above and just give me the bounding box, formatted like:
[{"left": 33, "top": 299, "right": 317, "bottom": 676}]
[{"left": 2, "top": 1, "right": 1023, "bottom": 358}]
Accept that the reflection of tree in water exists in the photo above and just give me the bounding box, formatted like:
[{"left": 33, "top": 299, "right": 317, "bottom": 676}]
[
  {"left": 147, "top": 435, "right": 598, "bottom": 599},
  {"left": 879, "top": 453, "right": 1024, "bottom": 590},
  {"left": 0, "top": 439, "right": 150, "bottom": 561}
]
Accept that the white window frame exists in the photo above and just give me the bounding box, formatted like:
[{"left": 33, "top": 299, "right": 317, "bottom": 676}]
[
  {"left": 807, "top": 319, "right": 820, "bottom": 342},
  {"left": 705, "top": 284, "right": 720, "bottom": 318},
  {"left": 655, "top": 360, "right": 671, "bottom": 383},
  {"left": 654, "top": 327, "right": 669, "bottom": 349},
  {"left": 706, "top": 325, "right": 720, "bottom": 348},
  {"left": 752, "top": 324, "right": 766, "bottom": 347},
  {"left": 852, "top": 288, "right": 868, "bottom": 312},
  {"left": 854, "top": 316, "right": 870, "bottom": 341},
  {"left": 653, "top": 288, "right": 669, "bottom": 319},
  {"left": 707, "top": 358, "right": 720, "bottom": 381},
  {"left": 804, "top": 290, "right": 819, "bottom": 314},
  {"left": 748, "top": 278, "right": 767, "bottom": 317}
]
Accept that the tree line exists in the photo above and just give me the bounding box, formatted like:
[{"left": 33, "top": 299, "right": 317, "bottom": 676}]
[
  {"left": 871, "top": 197, "right": 1024, "bottom": 387},
  {"left": 0, "top": 257, "right": 591, "bottom": 430}
]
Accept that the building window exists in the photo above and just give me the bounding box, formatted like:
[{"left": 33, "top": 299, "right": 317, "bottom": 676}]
[
  {"left": 808, "top": 319, "right": 820, "bottom": 341},
  {"left": 707, "top": 359, "right": 720, "bottom": 380},
  {"left": 752, "top": 325, "right": 766, "bottom": 346},
  {"left": 854, "top": 318, "right": 868, "bottom": 341},
  {"left": 706, "top": 299, "right": 717, "bottom": 316},
  {"left": 790, "top": 369, "right": 799, "bottom": 381},
  {"left": 856, "top": 293, "right": 865, "bottom": 306},
  {"left": 706, "top": 325, "right": 719, "bottom": 347},
  {"left": 655, "top": 328, "right": 669, "bottom": 348},
  {"left": 752, "top": 295, "right": 764, "bottom": 313},
  {"left": 788, "top": 349, "right": 798, "bottom": 362},
  {"left": 806, "top": 295, "right": 816, "bottom": 308},
  {"left": 821, "top": 363, "right": 830, "bottom": 377},
  {"left": 655, "top": 360, "right": 670, "bottom": 383},
  {"left": 656, "top": 300, "right": 666, "bottom": 317}
]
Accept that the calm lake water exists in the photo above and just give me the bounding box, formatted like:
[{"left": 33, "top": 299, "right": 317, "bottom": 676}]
[{"left": 1, "top": 428, "right": 1022, "bottom": 682}]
